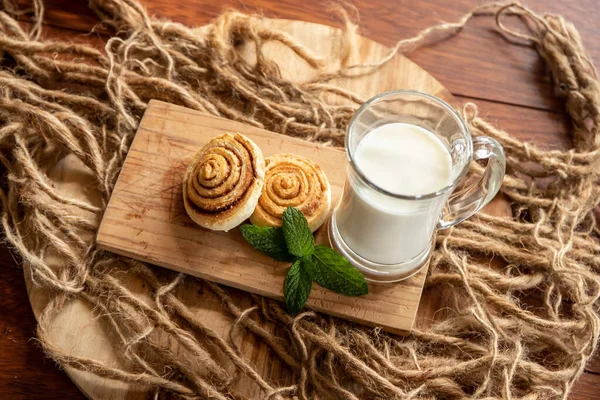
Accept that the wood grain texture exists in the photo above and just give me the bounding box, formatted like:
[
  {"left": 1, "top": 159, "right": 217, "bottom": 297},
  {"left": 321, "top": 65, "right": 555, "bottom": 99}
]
[
  {"left": 14, "top": 0, "right": 599, "bottom": 111},
  {"left": 568, "top": 373, "right": 600, "bottom": 400},
  {"left": 0, "top": 246, "right": 84, "bottom": 399},
  {"left": 1, "top": 1, "right": 598, "bottom": 399},
  {"left": 97, "top": 100, "right": 428, "bottom": 334},
  {"left": 585, "top": 354, "right": 600, "bottom": 375},
  {"left": 457, "top": 96, "right": 572, "bottom": 150}
]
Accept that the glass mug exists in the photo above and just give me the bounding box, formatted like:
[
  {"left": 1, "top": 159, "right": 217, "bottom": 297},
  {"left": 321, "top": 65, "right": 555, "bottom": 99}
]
[{"left": 328, "top": 90, "right": 506, "bottom": 282}]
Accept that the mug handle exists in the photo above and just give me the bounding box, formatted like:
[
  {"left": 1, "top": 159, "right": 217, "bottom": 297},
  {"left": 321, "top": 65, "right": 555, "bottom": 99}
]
[{"left": 438, "top": 136, "right": 506, "bottom": 229}]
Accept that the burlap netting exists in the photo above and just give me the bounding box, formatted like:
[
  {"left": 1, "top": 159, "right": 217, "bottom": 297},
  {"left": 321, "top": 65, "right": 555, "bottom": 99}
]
[{"left": 1, "top": 0, "right": 599, "bottom": 398}]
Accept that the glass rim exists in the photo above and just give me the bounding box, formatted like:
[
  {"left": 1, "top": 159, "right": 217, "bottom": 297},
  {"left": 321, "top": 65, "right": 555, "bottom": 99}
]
[{"left": 346, "top": 89, "right": 472, "bottom": 201}]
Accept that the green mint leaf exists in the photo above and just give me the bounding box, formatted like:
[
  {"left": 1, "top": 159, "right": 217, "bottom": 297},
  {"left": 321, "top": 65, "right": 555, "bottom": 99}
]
[
  {"left": 281, "top": 207, "right": 314, "bottom": 258},
  {"left": 284, "top": 258, "right": 313, "bottom": 315},
  {"left": 311, "top": 245, "right": 368, "bottom": 296},
  {"left": 240, "top": 225, "right": 295, "bottom": 262},
  {"left": 301, "top": 255, "right": 317, "bottom": 278}
]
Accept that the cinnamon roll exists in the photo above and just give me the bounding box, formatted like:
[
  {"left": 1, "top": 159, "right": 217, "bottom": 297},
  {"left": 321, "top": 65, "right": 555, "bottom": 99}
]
[
  {"left": 183, "top": 133, "right": 265, "bottom": 231},
  {"left": 250, "top": 153, "right": 331, "bottom": 232}
]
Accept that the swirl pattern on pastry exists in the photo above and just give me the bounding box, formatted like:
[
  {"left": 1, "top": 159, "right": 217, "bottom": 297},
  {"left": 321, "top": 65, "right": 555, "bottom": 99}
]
[
  {"left": 250, "top": 153, "right": 331, "bottom": 232},
  {"left": 183, "top": 133, "right": 264, "bottom": 231}
]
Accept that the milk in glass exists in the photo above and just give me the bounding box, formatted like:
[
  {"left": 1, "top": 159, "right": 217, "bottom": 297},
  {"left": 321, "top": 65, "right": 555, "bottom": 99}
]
[{"left": 335, "top": 123, "right": 452, "bottom": 265}]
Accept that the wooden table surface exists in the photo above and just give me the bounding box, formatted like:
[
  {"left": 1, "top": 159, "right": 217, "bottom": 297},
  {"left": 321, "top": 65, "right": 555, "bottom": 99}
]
[{"left": 0, "top": 0, "right": 599, "bottom": 398}]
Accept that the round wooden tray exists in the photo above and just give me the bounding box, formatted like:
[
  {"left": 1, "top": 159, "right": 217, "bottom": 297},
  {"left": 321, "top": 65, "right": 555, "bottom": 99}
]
[{"left": 25, "top": 18, "right": 507, "bottom": 399}]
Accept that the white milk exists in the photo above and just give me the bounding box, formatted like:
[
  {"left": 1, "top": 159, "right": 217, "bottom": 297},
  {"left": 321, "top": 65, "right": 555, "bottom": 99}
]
[{"left": 335, "top": 123, "right": 452, "bottom": 265}]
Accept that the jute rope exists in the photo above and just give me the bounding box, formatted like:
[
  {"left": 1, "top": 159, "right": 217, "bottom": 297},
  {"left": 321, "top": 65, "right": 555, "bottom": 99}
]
[{"left": 1, "top": 0, "right": 599, "bottom": 398}]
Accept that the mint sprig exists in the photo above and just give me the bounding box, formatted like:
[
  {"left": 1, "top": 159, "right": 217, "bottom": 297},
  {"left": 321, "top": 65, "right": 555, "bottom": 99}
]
[
  {"left": 312, "top": 245, "right": 368, "bottom": 296},
  {"left": 241, "top": 206, "right": 368, "bottom": 315},
  {"left": 240, "top": 225, "right": 295, "bottom": 262},
  {"left": 284, "top": 258, "right": 313, "bottom": 315},
  {"left": 281, "top": 206, "right": 314, "bottom": 257}
]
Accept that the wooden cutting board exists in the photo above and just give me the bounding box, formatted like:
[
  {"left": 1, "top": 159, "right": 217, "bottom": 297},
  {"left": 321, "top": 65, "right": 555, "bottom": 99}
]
[
  {"left": 96, "top": 99, "right": 428, "bottom": 334},
  {"left": 25, "top": 18, "right": 506, "bottom": 400}
]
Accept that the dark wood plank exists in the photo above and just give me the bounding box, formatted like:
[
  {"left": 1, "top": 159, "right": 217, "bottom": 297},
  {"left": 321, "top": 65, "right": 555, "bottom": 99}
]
[
  {"left": 0, "top": 244, "right": 84, "bottom": 399},
  {"left": 14, "top": 0, "right": 600, "bottom": 111},
  {"left": 14, "top": 10, "right": 574, "bottom": 150},
  {"left": 586, "top": 354, "right": 600, "bottom": 375},
  {"left": 569, "top": 372, "right": 600, "bottom": 400},
  {"left": 458, "top": 96, "right": 571, "bottom": 150}
]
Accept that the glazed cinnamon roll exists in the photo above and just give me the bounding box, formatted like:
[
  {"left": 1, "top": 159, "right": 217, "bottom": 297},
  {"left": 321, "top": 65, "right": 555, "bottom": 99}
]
[
  {"left": 250, "top": 153, "right": 331, "bottom": 232},
  {"left": 183, "top": 133, "right": 265, "bottom": 231}
]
